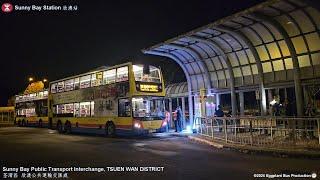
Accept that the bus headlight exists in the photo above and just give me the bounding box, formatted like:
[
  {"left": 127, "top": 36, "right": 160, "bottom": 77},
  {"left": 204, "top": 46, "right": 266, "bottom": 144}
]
[{"left": 134, "top": 122, "right": 141, "bottom": 129}]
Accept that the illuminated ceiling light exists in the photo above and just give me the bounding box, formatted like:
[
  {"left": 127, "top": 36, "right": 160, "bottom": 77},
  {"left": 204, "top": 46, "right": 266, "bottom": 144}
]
[{"left": 286, "top": 21, "right": 292, "bottom": 25}]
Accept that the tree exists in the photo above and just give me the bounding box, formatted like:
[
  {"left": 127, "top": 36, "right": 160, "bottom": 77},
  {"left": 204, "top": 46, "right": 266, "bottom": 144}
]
[{"left": 24, "top": 81, "right": 45, "bottom": 94}]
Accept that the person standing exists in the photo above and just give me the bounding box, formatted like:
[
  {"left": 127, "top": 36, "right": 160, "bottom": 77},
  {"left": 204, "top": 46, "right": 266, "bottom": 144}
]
[{"left": 175, "top": 106, "right": 182, "bottom": 132}]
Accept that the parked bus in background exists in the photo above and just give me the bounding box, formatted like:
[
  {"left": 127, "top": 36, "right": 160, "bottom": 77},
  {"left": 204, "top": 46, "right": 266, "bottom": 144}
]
[
  {"left": 49, "top": 62, "right": 167, "bottom": 136},
  {"left": 0, "top": 106, "right": 15, "bottom": 126},
  {"left": 15, "top": 90, "right": 49, "bottom": 127}
]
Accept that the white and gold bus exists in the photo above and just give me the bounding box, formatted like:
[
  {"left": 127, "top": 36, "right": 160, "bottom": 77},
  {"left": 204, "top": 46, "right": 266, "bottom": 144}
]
[
  {"left": 15, "top": 90, "right": 49, "bottom": 127},
  {"left": 49, "top": 62, "right": 167, "bottom": 136}
]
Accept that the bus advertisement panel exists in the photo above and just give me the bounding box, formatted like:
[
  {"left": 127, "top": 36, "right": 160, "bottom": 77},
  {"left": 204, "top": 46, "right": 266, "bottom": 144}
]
[{"left": 49, "top": 62, "right": 167, "bottom": 136}]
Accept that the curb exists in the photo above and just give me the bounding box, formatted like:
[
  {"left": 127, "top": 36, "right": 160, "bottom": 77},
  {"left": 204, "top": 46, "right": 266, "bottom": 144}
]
[
  {"left": 188, "top": 135, "right": 223, "bottom": 149},
  {"left": 0, "top": 123, "right": 15, "bottom": 128},
  {"left": 187, "top": 135, "right": 320, "bottom": 158}
]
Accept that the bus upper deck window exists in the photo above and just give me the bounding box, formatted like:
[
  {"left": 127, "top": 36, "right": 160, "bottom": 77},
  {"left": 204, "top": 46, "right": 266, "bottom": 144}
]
[
  {"left": 116, "top": 66, "right": 128, "bottom": 82},
  {"left": 51, "top": 83, "right": 57, "bottom": 94},
  {"left": 103, "top": 69, "right": 116, "bottom": 84},
  {"left": 74, "top": 78, "right": 80, "bottom": 90},
  {"left": 80, "top": 75, "right": 91, "bottom": 89}
]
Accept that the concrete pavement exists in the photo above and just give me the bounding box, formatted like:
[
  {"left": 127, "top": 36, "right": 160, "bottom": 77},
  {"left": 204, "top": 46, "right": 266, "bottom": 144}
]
[{"left": 0, "top": 127, "right": 318, "bottom": 180}]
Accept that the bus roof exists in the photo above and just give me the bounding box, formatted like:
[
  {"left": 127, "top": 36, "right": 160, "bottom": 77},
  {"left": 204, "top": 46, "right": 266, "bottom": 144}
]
[
  {"left": 0, "top": 106, "right": 14, "bottom": 112},
  {"left": 50, "top": 62, "right": 132, "bottom": 84}
]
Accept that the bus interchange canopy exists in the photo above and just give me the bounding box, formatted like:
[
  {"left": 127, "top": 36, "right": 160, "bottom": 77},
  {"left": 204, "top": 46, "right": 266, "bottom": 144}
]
[{"left": 143, "top": 0, "right": 320, "bottom": 118}]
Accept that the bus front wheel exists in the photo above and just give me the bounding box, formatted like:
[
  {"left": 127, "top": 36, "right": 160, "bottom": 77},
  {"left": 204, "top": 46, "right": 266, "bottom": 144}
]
[
  {"left": 105, "top": 122, "right": 116, "bottom": 137},
  {"left": 57, "top": 122, "right": 63, "bottom": 133},
  {"left": 38, "top": 119, "right": 43, "bottom": 128}
]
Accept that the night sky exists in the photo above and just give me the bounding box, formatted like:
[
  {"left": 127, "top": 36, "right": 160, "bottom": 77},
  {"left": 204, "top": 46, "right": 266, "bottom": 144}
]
[{"left": 0, "top": 0, "right": 265, "bottom": 106}]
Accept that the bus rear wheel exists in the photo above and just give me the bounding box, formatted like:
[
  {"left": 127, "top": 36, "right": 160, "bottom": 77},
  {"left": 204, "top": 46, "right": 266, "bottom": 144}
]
[
  {"left": 57, "top": 122, "right": 63, "bottom": 133},
  {"left": 105, "top": 122, "right": 116, "bottom": 137},
  {"left": 22, "top": 120, "right": 26, "bottom": 127},
  {"left": 64, "top": 121, "right": 72, "bottom": 134}
]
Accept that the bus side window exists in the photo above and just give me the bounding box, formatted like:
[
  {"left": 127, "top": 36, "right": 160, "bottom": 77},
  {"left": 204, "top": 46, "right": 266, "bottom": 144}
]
[{"left": 118, "top": 99, "right": 131, "bottom": 117}]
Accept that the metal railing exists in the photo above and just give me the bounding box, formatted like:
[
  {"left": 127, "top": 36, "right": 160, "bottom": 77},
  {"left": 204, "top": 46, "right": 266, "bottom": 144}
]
[{"left": 194, "top": 116, "right": 320, "bottom": 147}]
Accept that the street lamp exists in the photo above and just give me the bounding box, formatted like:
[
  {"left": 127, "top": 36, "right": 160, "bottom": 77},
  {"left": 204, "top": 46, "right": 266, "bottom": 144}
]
[
  {"left": 43, "top": 78, "right": 48, "bottom": 83},
  {"left": 28, "top": 77, "right": 34, "bottom": 82}
]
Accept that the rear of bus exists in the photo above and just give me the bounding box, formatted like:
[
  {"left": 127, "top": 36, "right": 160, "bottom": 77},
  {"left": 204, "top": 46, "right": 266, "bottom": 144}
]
[{"left": 130, "top": 65, "right": 167, "bottom": 134}]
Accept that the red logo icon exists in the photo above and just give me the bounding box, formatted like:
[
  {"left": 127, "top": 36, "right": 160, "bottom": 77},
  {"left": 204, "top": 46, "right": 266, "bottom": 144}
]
[{"left": 2, "top": 3, "right": 13, "bottom": 13}]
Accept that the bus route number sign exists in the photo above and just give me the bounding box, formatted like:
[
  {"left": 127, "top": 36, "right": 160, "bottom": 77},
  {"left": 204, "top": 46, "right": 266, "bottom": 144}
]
[{"left": 139, "top": 84, "right": 159, "bottom": 92}]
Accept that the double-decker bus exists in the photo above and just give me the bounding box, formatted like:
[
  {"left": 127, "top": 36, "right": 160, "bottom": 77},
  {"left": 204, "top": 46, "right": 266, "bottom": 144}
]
[
  {"left": 15, "top": 90, "right": 49, "bottom": 127},
  {"left": 49, "top": 62, "right": 167, "bottom": 136}
]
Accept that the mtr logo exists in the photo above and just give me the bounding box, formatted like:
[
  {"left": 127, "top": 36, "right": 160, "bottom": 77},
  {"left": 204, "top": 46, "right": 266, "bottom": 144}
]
[{"left": 1, "top": 3, "right": 13, "bottom": 13}]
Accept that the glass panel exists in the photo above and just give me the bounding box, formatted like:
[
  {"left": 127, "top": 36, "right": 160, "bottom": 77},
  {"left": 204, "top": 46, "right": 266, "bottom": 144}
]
[
  {"left": 311, "top": 53, "right": 320, "bottom": 65},
  {"left": 133, "top": 65, "right": 161, "bottom": 83},
  {"left": 292, "top": 36, "right": 308, "bottom": 54},
  {"left": 103, "top": 69, "right": 116, "bottom": 84},
  {"left": 276, "top": 15, "right": 299, "bottom": 37},
  {"left": 252, "top": 23, "right": 273, "bottom": 43},
  {"left": 65, "top": 79, "right": 74, "bottom": 91},
  {"left": 256, "top": 45, "right": 269, "bottom": 61},
  {"left": 305, "top": 7, "right": 320, "bottom": 29},
  {"left": 241, "top": 27, "right": 262, "bottom": 46},
  {"left": 80, "top": 102, "right": 91, "bottom": 117},
  {"left": 118, "top": 99, "right": 131, "bottom": 117},
  {"left": 233, "top": 67, "right": 242, "bottom": 77},
  {"left": 57, "top": 81, "right": 64, "bottom": 93},
  {"left": 241, "top": 66, "right": 251, "bottom": 76},
  {"left": 90, "top": 101, "right": 94, "bottom": 117},
  {"left": 236, "top": 51, "right": 249, "bottom": 65},
  {"left": 246, "top": 49, "right": 255, "bottom": 63},
  {"left": 227, "top": 53, "right": 239, "bottom": 67},
  {"left": 290, "top": 10, "right": 315, "bottom": 33},
  {"left": 213, "top": 57, "right": 222, "bottom": 70},
  {"left": 224, "top": 70, "right": 230, "bottom": 79},
  {"left": 116, "top": 66, "right": 129, "bottom": 82},
  {"left": 90, "top": 72, "right": 102, "bottom": 87},
  {"left": 57, "top": 104, "right": 64, "bottom": 114},
  {"left": 91, "top": 74, "right": 97, "bottom": 87},
  {"left": 74, "top": 78, "right": 80, "bottom": 90},
  {"left": 305, "top": 33, "right": 320, "bottom": 52},
  {"left": 262, "top": 62, "right": 272, "bottom": 73},
  {"left": 284, "top": 58, "right": 293, "bottom": 69},
  {"left": 217, "top": 70, "right": 225, "bottom": 80},
  {"left": 210, "top": 72, "right": 217, "bottom": 80},
  {"left": 298, "top": 55, "right": 311, "bottom": 68},
  {"left": 80, "top": 75, "right": 91, "bottom": 89},
  {"left": 251, "top": 65, "right": 258, "bottom": 74},
  {"left": 266, "top": 43, "right": 281, "bottom": 59},
  {"left": 64, "top": 103, "right": 74, "bottom": 114},
  {"left": 132, "top": 97, "right": 165, "bottom": 119},
  {"left": 278, "top": 40, "right": 290, "bottom": 57},
  {"left": 51, "top": 83, "right": 57, "bottom": 94},
  {"left": 220, "top": 56, "right": 228, "bottom": 68},
  {"left": 74, "top": 103, "right": 80, "bottom": 117},
  {"left": 272, "top": 60, "right": 284, "bottom": 71},
  {"left": 204, "top": 59, "right": 215, "bottom": 71}
]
